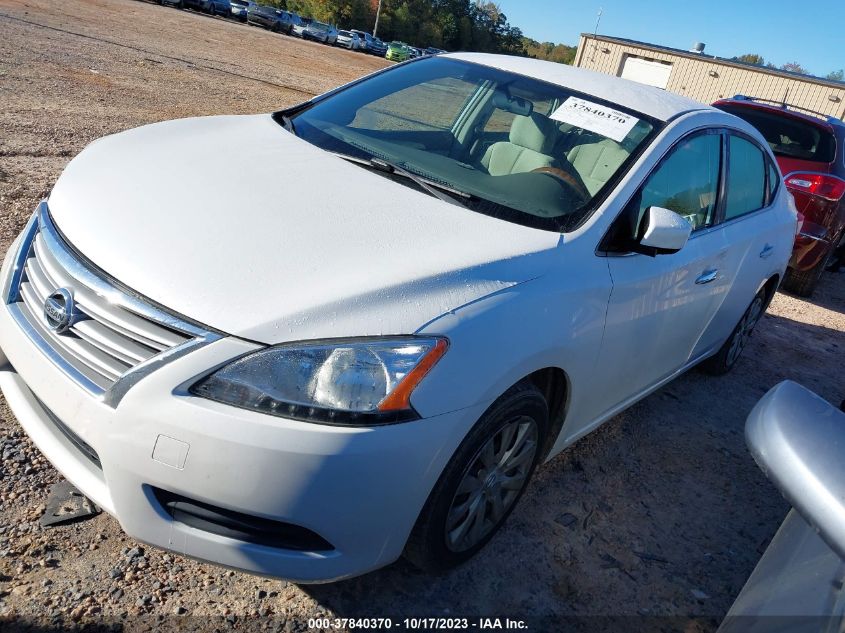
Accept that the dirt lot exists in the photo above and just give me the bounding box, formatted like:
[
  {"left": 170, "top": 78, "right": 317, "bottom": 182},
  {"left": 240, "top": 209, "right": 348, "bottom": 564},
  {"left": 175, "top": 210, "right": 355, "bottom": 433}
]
[{"left": 0, "top": 0, "right": 844, "bottom": 630}]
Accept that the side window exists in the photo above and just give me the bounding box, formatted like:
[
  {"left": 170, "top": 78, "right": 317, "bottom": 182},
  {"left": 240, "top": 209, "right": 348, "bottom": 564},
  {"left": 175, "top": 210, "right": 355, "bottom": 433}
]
[
  {"left": 726, "top": 136, "right": 766, "bottom": 220},
  {"left": 766, "top": 158, "right": 781, "bottom": 202},
  {"left": 637, "top": 133, "right": 721, "bottom": 231}
]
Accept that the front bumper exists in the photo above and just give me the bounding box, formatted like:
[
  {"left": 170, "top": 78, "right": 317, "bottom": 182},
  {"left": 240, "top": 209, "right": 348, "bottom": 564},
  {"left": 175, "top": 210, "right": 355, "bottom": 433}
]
[{"left": 0, "top": 231, "right": 484, "bottom": 583}]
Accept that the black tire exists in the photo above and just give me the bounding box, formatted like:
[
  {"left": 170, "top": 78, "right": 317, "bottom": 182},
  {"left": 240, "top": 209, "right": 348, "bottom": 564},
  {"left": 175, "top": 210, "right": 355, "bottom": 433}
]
[
  {"left": 208, "top": 3, "right": 215, "bottom": 16},
  {"left": 782, "top": 254, "right": 829, "bottom": 297},
  {"left": 404, "top": 381, "right": 548, "bottom": 572},
  {"left": 700, "top": 287, "right": 768, "bottom": 375}
]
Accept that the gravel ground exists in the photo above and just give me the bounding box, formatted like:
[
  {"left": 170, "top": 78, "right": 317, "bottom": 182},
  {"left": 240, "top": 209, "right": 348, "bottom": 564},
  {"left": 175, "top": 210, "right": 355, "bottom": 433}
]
[{"left": 0, "top": 1, "right": 844, "bottom": 631}]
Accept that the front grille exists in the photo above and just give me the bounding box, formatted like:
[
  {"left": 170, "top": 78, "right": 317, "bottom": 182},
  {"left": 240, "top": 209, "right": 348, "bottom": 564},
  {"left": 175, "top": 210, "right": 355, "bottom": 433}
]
[{"left": 6, "top": 203, "right": 220, "bottom": 406}]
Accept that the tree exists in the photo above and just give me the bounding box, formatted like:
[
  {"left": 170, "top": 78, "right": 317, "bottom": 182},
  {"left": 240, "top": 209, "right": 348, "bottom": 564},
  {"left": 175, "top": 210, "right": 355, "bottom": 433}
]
[
  {"left": 827, "top": 69, "right": 845, "bottom": 82},
  {"left": 276, "top": 0, "right": 550, "bottom": 55},
  {"left": 522, "top": 37, "right": 576, "bottom": 65},
  {"left": 780, "top": 61, "right": 808, "bottom": 75},
  {"left": 733, "top": 53, "right": 765, "bottom": 65}
]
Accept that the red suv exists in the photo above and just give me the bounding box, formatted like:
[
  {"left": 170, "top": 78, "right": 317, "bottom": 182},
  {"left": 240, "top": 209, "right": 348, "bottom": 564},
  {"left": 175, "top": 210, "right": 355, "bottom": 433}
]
[{"left": 714, "top": 96, "right": 845, "bottom": 296}]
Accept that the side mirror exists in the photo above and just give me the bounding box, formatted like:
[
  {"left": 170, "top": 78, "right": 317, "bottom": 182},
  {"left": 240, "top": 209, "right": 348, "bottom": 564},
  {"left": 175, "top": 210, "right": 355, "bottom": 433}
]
[
  {"left": 746, "top": 381, "right": 845, "bottom": 560},
  {"left": 636, "top": 206, "right": 692, "bottom": 256}
]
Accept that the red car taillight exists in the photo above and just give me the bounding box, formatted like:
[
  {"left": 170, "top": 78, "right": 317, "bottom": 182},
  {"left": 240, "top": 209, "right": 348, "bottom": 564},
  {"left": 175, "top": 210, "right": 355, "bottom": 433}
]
[{"left": 784, "top": 173, "right": 845, "bottom": 202}]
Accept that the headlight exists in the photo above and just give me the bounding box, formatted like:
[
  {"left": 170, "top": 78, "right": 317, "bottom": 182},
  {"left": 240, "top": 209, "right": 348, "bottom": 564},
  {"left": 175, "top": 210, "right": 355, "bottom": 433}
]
[{"left": 190, "top": 337, "right": 448, "bottom": 425}]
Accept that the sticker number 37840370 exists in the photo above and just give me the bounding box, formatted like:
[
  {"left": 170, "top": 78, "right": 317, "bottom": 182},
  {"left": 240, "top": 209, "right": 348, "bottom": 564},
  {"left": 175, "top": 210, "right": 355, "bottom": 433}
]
[{"left": 550, "top": 96, "right": 639, "bottom": 143}]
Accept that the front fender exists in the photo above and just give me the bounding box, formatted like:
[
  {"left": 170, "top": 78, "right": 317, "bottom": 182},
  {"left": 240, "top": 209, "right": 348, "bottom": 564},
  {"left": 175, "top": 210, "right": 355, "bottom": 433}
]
[{"left": 412, "top": 267, "right": 612, "bottom": 452}]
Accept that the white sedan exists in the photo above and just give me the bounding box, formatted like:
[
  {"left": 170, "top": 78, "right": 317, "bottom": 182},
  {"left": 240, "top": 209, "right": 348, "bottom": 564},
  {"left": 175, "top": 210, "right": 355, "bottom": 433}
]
[
  {"left": 0, "top": 53, "right": 795, "bottom": 582},
  {"left": 336, "top": 30, "right": 360, "bottom": 50}
]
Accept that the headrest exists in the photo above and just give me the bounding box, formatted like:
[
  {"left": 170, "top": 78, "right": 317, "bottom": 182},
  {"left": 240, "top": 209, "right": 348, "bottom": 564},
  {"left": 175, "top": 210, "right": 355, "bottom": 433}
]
[{"left": 509, "top": 113, "right": 556, "bottom": 154}]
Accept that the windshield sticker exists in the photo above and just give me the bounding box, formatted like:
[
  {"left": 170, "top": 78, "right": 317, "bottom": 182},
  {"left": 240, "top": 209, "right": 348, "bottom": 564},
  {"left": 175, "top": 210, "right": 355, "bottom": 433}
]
[{"left": 550, "top": 97, "right": 639, "bottom": 142}]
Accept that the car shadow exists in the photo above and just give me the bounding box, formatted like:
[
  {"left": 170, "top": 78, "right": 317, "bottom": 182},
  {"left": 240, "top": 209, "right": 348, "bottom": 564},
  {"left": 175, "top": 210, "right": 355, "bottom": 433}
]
[
  {"left": 810, "top": 270, "right": 844, "bottom": 315},
  {"left": 288, "top": 298, "right": 843, "bottom": 628}
]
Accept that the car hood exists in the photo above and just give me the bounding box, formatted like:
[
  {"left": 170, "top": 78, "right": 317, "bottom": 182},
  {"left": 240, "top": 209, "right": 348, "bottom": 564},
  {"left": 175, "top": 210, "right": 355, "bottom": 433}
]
[{"left": 47, "top": 114, "right": 560, "bottom": 344}]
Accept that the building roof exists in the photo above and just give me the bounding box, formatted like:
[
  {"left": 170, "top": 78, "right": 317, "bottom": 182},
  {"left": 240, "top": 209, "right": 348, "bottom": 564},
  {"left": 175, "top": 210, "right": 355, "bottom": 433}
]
[
  {"left": 579, "top": 34, "right": 845, "bottom": 90},
  {"left": 446, "top": 52, "right": 710, "bottom": 122}
]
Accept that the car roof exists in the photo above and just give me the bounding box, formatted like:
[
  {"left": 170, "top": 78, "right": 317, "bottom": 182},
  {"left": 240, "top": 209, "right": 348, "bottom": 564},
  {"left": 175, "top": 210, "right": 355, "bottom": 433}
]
[
  {"left": 713, "top": 97, "right": 843, "bottom": 133},
  {"left": 444, "top": 52, "right": 711, "bottom": 122}
]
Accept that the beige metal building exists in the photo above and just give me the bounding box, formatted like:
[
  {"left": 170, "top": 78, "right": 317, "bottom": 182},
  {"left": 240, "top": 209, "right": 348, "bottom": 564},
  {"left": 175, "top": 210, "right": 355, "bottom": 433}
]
[{"left": 574, "top": 34, "right": 845, "bottom": 120}]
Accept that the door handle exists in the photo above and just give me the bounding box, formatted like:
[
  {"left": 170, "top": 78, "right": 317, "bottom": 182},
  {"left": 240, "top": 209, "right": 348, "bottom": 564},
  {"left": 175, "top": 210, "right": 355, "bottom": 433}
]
[
  {"left": 695, "top": 269, "right": 718, "bottom": 285},
  {"left": 760, "top": 244, "right": 774, "bottom": 259}
]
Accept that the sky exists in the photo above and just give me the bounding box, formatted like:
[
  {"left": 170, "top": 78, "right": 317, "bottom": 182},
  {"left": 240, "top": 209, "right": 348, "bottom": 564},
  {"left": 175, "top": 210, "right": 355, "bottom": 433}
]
[{"left": 497, "top": 0, "right": 844, "bottom": 78}]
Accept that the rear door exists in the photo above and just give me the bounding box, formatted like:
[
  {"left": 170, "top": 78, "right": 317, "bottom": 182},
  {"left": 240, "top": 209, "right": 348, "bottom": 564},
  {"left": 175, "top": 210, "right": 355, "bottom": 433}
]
[{"left": 694, "top": 132, "right": 794, "bottom": 354}]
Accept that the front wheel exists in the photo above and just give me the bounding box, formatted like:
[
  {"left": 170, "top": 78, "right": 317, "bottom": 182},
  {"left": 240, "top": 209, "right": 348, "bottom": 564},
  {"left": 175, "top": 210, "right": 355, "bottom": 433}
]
[
  {"left": 404, "top": 382, "right": 548, "bottom": 572},
  {"left": 700, "top": 288, "right": 767, "bottom": 375}
]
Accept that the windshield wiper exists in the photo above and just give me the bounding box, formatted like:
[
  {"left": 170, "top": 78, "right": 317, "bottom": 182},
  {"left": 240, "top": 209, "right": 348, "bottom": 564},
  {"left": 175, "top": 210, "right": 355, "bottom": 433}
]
[
  {"left": 331, "top": 152, "right": 470, "bottom": 209},
  {"left": 279, "top": 113, "right": 297, "bottom": 135}
]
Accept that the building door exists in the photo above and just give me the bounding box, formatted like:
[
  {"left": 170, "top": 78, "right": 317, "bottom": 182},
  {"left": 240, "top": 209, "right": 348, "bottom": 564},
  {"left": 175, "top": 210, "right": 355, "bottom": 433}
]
[{"left": 620, "top": 56, "right": 672, "bottom": 89}]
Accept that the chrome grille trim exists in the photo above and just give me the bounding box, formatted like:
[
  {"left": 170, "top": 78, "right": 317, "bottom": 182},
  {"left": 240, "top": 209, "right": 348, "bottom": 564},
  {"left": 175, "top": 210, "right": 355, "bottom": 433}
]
[{"left": 6, "top": 202, "right": 222, "bottom": 407}]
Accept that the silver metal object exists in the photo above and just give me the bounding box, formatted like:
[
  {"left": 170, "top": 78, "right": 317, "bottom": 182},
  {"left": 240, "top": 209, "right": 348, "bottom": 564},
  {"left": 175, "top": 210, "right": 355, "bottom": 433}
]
[
  {"left": 445, "top": 416, "right": 538, "bottom": 552},
  {"left": 727, "top": 294, "right": 763, "bottom": 366},
  {"left": 695, "top": 269, "right": 719, "bottom": 284}
]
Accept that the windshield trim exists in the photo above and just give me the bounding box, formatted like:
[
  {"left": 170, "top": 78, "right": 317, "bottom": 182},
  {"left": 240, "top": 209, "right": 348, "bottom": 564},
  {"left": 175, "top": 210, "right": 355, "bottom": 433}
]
[{"left": 272, "top": 57, "right": 666, "bottom": 233}]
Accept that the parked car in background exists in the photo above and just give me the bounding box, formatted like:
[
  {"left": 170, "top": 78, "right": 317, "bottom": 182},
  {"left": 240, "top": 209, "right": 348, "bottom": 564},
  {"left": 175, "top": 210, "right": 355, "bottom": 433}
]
[
  {"left": 714, "top": 96, "right": 845, "bottom": 296},
  {"left": 385, "top": 41, "right": 411, "bottom": 62},
  {"left": 350, "top": 29, "right": 375, "bottom": 52},
  {"left": 424, "top": 47, "right": 447, "bottom": 55},
  {"left": 282, "top": 10, "right": 301, "bottom": 34},
  {"left": 247, "top": 3, "right": 294, "bottom": 33},
  {"left": 368, "top": 37, "right": 387, "bottom": 56},
  {"left": 326, "top": 24, "right": 338, "bottom": 45},
  {"left": 228, "top": 0, "right": 250, "bottom": 21},
  {"left": 719, "top": 382, "right": 845, "bottom": 631},
  {"left": 291, "top": 16, "right": 310, "bottom": 37},
  {"left": 0, "top": 54, "right": 795, "bottom": 582},
  {"left": 183, "top": 0, "right": 231, "bottom": 15},
  {"left": 336, "top": 30, "right": 360, "bottom": 50},
  {"left": 302, "top": 20, "right": 330, "bottom": 43}
]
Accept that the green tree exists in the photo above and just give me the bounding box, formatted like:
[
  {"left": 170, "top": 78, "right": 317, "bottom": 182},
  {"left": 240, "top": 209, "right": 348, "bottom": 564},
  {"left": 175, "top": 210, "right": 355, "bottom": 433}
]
[
  {"left": 826, "top": 69, "right": 845, "bottom": 81},
  {"left": 781, "top": 61, "right": 808, "bottom": 74},
  {"left": 732, "top": 53, "right": 765, "bottom": 65},
  {"left": 522, "top": 37, "right": 576, "bottom": 65}
]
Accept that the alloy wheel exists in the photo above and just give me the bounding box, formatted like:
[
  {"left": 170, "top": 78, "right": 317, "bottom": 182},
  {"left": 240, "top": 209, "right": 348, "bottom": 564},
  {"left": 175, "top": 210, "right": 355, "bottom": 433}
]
[
  {"left": 445, "top": 416, "right": 538, "bottom": 552},
  {"left": 727, "top": 295, "right": 764, "bottom": 366}
]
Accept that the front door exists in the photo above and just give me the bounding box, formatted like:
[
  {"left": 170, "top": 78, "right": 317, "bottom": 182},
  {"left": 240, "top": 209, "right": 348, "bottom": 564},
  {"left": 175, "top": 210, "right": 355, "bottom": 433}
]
[{"left": 576, "top": 130, "right": 731, "bottom": 435}]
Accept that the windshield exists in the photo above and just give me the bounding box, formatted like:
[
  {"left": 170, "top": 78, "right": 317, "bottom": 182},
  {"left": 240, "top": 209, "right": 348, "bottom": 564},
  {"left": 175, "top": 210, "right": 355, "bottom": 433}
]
[{"left": 285, "top": 57, "right": 657, "bottom": 231}]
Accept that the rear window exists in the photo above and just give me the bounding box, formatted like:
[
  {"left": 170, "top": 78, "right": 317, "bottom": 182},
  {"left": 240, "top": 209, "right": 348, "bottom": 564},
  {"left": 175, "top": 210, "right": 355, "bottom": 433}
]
[{"left": 718, "top": 104, "right": 836, "bottom": 163}]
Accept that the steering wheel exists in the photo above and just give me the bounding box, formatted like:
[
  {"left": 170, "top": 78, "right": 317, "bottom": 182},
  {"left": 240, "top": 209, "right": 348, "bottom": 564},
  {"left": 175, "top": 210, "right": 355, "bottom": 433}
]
[{"left": 531, "top": 166, "right": 591, "bottom": 204}]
